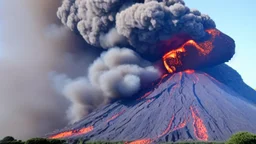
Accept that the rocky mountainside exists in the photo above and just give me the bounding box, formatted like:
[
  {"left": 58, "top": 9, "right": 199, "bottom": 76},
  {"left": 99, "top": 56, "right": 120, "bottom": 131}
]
[{"left": 48, "top": 64, "right": 256, "bottom": 143}]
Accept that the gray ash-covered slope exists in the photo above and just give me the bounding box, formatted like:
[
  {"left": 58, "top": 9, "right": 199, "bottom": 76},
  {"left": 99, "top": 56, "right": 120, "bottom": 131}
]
[{"left": 49, "top": 64, "right": 256, "bottom": 143}]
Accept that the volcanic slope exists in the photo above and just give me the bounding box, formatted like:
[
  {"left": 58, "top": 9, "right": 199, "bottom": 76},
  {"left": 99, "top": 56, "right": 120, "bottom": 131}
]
[{"left": 49, "top": 64, "right": 256, "bottom": 143}]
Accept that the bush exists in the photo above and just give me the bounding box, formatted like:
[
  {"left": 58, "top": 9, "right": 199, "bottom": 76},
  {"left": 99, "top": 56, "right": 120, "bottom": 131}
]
[
  {"left": 0, "top": 136, "right": 24, "bottom": 144},
  {"left": 1, "top": 136, "right": 16, "bottom": 142},
  {"left": 25, "top": 138, "right": 66, "bottom": 144},
  {"left": 226, "top": 132, "right": 256, "bottom": 144}
]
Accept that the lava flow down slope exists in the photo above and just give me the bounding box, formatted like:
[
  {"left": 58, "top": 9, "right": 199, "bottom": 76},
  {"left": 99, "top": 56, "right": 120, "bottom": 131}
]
[
  {"left": 46, "top": 0, "right": 256, "bottom": 143},
  {"left": 48, "top": 65, "right": 256, "bottom": 143}
]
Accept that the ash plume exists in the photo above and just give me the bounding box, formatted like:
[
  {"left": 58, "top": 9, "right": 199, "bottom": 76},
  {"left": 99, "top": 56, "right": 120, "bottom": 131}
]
[
  {"left": 59, "top": 48, "right": 160, "bottom": 123},
  {"left": 0, "top": 0, "right": 100, "bottom": 140},
  {"left": 0, "top": 0, "right": 223, "bottom": 139},
  {"left": 57, "top": 0, "right": 215, "bottom": 58}
]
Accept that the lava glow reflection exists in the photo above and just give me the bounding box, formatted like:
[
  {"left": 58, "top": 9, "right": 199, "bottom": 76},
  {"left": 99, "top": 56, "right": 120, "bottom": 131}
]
[
  {"left": 163, "top": 29, "right": 221, "bottom": 74},
  {"left": 127, "top": 139, "right": 152, "bottom": 144},
  {"left": 190, "top": 106, "right": 208, "bottom": 141},
  {"left": 49, "top": 126, "right": 93, "bottom": 139}
]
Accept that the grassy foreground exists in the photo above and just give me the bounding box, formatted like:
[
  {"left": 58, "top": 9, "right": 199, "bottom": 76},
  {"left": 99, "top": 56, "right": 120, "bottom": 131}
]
[{"left": 0, "top": 132, "right": 255, "bottom": 144}]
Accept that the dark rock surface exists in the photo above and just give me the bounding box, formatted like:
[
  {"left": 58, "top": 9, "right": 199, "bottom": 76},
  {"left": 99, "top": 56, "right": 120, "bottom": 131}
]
[{"left": 49, "top": 64, "right": 256, "bottom": 143}]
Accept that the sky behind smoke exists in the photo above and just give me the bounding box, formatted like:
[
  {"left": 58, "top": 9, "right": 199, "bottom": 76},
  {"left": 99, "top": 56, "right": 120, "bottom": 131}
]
[
  {"left": 0, "top": 0, "right": 255, "bottom": 140},
  {"left": 0, "top": 0, "right": 255, "bottom": 88},
  {"left": 185, "top": 0, "right": 256, "bottom": 88}
]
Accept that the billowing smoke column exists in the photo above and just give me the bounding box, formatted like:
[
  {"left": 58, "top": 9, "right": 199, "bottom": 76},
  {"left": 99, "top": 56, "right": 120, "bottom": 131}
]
[
  {"left": 60, "top": 48, "right": 160, "bottom": 123},
  {"left": 0, "top": 0, "right": 235, "bottom": 140},
  {"left": 55, "top": 0, "right": 235, "bottom": 123},
  {"left": 57, "top": 0, "right": 216, "bottom": 61}
]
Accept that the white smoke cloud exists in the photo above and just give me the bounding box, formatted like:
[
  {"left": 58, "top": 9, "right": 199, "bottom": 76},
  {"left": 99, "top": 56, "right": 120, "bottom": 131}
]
[{"left": 56, "top": 48, "right": 160, "bottom": 122}]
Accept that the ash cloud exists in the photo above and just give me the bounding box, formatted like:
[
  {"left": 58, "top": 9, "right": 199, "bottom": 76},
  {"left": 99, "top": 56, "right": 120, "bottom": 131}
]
[
  {"left": 0, "top": 0, "right": 100, "bottom": 140},
  {"left": 57, "top": 0, "right": 215, "bottom": 57},
  {"left": 57, "top": 48, "right": 160, "bottom": 123},
  {"left": 54, "top": 0, "right": 216, "bottom": 123},
  {"left": 0, "top": 0, "right": 218, "bottom": 139}
]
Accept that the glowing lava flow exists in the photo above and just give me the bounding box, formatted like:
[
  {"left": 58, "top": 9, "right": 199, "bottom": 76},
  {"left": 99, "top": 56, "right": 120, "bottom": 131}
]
[
  {"left": 155, "top": 74, "right": 168, "bottom": 87},
  {"left": 157, "top": 115, "right": 188, "bottom": 138},
  {"left": 137, "top": 91, "right": 152, "bottom": 101},
  {"left": 49, "top": 131, "right": 73, "bottom": 139},
  {"left": 184, "top": 69, "right": 199, "bottom": 83},
  {"left": 106, "top": 110, "right": 125, "bottom": 123},
  {"left": 184, "top": 69, "right": 195, "bottom": 74},
  {"left": 163, "top": 47, "right": 186, "bottom": 73},
  {"left": 127, "top": 139, "right": 152, "bottom": 144},
  {"left": 76, "top": 126, "right": 94, "bottom": 135},
  {"left": 190, "top": 106, "right": 208, "bottom": 141},
  {"left": 163, "top": 29, "right": 221, "bottom": 74},
  {"left": 158, "top": 115, "right": 175, "bottom": 138},
  {"left": 170, "top": 119, "right": 187, "bottom": 133},
  {"left": 49, "top": 126, "right": 94, "bottom": 139}
]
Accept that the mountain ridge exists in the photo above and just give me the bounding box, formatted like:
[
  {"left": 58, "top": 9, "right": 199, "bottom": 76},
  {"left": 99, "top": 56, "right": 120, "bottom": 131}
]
[{"left": 48, "top": 64, "right": 256, "bottom": 143}]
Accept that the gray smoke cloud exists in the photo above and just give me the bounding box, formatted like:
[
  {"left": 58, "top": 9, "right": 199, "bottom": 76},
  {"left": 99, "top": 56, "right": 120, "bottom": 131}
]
[
  {"left": 0, "top": 0, "right": 217, "bottom": 139},
  {"left": 0, "top": 0, "right": 100, "bottom": 140},
  {"left": 57, "top": 48, "right": 160, "bottom": 123},
  {"left": 54, "top": 0, "right": 216, "bottom": 124},
  {"left": 57, "top": 0, "right": 215, "bottom": 57}
]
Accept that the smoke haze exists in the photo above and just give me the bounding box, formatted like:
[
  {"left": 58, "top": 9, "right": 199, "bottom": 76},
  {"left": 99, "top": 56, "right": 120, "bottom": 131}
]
[
  {"left": 60, "top": 48, "right": 160, "bottom": 123},
  {"left": 0, "top": 0, "right": 221, "bottom": 140},
  {"left": 0, "top": 0, "right": 100, "bottom": 140}
]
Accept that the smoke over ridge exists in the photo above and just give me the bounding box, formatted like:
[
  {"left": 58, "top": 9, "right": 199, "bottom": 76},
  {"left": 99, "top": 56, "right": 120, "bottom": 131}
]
[
  {"left": 54, "top": 0, "right": 217, "bottom": 124},
  {"left": 57, "top": 0, "right": 215, "bottom": 56},
  {"left": 58, "top": 48, "right": 160, "bottom": 123},
  {"left": 0, "top": 0, "right": 219, "bottom": 139}
]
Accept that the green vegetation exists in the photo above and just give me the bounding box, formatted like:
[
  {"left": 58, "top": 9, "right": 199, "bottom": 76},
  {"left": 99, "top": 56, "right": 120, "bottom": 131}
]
[
  {"left": 0, "top": 137, "right": 65, "bottom": 144},
  {"left": 0, "top": 136, "right": 24, "bottom": 144},
  {"left": 25, "top": 138, "right": 66, "bottom": 144},
  {"left": 226, "top": 132, "right": 256, "bottom": 144},
  {"left": 1, "top": 132, "right": 256, "bottom": 144}
]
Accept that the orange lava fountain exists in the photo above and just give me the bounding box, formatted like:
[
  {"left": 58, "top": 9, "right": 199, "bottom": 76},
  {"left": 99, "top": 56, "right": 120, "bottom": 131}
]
[
  {"left": 163, "top": 29, "right": 220, "bottom": 74},
  {"left": 190, "top": 106, "right": 208, "bottom": 141},
  {"left": 49, "top": 126, "right": 93, "bottom": 139}
]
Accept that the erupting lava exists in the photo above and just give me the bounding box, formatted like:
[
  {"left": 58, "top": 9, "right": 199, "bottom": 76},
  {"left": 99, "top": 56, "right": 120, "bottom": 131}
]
[
  {"left": 190, "top": 106, "right": 208, "bottom": 141},
  {"left": 162, "top": 29, "right": 223, "bottom": 74},
  {"left": 49, "top": 126, "right": 93, "bottom": 139},
  {"left": 184, "top": 69, "right": 195, "bottom": 74},
  {"left": 158, "top": 115, "right": 175, "bottom": 138},
  {"left": 127, "top": 139, "right": 152, "bottom": 144},
  {"left": 106, "top": 110, "right": 126, "bottom": 123}
]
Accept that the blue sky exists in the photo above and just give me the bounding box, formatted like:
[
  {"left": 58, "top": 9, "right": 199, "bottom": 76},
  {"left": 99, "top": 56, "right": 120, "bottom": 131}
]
[
  {"left": 0, "top": 0, "right": 255, "bottom": 88},
  {"left": 186, "top": 0, "right": 256, "bottom": 88}
]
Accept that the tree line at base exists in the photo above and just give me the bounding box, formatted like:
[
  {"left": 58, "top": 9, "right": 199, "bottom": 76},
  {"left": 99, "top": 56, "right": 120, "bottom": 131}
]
[{"left": 1, "top": 132, "right": 256, "bottom": 144}]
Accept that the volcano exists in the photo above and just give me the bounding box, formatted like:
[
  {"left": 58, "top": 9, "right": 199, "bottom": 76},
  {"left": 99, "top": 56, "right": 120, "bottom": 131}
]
[{"left": 48, "top": 64, "right": 256, "bottom": 143}]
